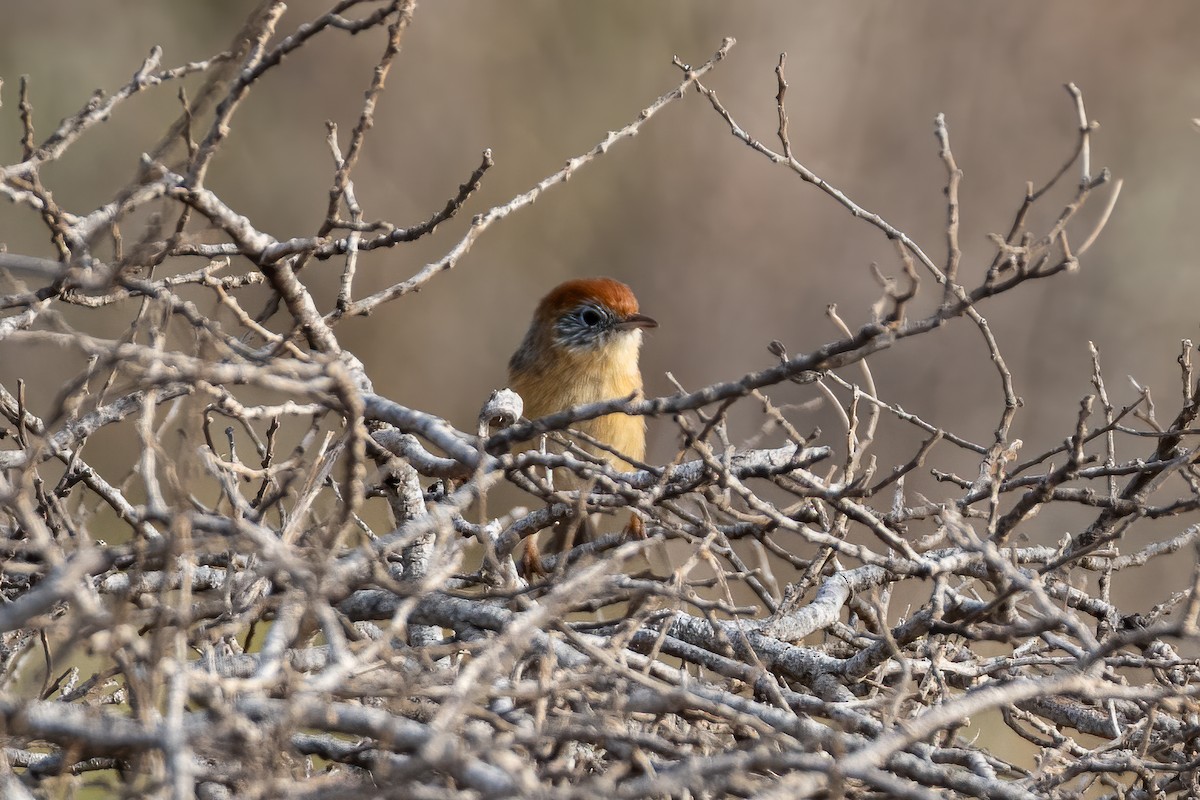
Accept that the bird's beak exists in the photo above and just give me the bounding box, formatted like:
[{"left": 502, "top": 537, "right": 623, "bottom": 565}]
[{"left": 615, "top": 313, "right": 658, "bottom": 331}]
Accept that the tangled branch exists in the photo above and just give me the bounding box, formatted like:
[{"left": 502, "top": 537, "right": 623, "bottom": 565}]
[{"left": 2, "top": 4, "right": 1194, "bottom": 800}]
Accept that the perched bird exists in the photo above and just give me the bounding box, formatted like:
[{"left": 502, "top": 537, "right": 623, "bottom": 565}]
[{"left": 508, "top": 277, "right": 657, "bottom": 570}]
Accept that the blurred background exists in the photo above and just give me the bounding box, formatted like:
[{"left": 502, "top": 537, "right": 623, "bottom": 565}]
[{"left": 3, "top": 3, "right": 1200, "bottom": 611}]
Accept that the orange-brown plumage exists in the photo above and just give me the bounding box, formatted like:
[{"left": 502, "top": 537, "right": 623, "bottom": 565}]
[
  {"left": 532, "top": 277, "right": 644, "bottom": 325},
  {"left": 508, "top": 277, "right": 656, "bottom": 471},
  {"left": 507, "top": 277, "right": 657, "bottom": 571}
]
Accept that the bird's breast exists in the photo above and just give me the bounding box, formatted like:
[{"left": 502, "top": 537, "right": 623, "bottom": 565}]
[{"left": 509, "top": 334, "right": 647, "bottom": 469}]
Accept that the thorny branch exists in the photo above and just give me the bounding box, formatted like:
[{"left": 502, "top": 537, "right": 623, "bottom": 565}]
[{"left": 0, "top": 4, "right": 1193, "bottom": 800}]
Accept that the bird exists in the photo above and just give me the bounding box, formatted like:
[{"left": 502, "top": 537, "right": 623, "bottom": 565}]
[{"left": 508, "top": 277, "right": 657, "bottom": 572}]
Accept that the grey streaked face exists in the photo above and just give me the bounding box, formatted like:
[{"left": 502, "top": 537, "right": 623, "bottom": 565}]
[
  {"left": 552, "top": 303, "right": 657, "bottom": 352},
  {"left": 554, "top": 302, "right": 617, "bottom": 350}
]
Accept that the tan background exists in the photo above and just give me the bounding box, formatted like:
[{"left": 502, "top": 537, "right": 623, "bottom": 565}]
[{"left": 2, "top": 2, "right": 1199, "bottom": 610}]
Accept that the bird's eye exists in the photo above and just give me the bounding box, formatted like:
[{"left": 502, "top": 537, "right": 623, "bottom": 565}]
[{"left": 578, "top": 307, "right": 604, "bottom": 327}]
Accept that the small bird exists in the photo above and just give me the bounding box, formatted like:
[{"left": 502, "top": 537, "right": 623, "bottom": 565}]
[{"left": 508, "top": 277, "right": 657, "bottom": 570}]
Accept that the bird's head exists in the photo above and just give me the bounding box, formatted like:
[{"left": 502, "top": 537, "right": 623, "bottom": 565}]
[
  {"left": 535, "top": 277, "right": 657, "bottom": 353},
  {"left": 509, "top": 277, "right": 657, "bottom": 379}
]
